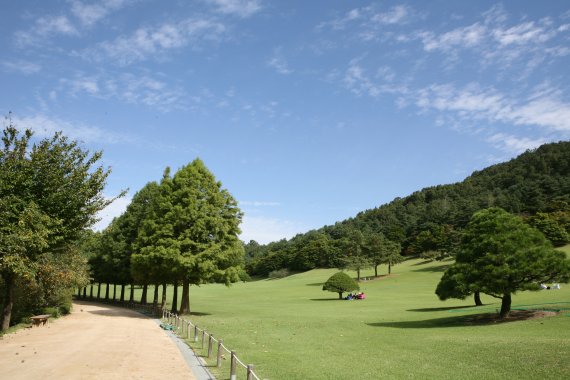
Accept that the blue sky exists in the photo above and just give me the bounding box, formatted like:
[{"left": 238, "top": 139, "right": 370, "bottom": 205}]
[{"left": 2, "top": 1, "right": 569, "bottom": 244}]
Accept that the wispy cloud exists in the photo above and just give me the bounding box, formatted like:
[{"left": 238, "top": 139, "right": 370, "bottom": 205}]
[
  {"left": 239, "top": 215, "right": 307, "bottom": 244},
  {"left": 267, "top": 48, "right": 292, "bottom": 74},
  {"left": 70, "top": 0, "right": 131, "bottom": 27},
  {"left": 15, "top": 114, "right": 133, "bottom": 145},
  {"left": 92, "top": 194, "right": 132, "bottom": 231},
  {"left": 78, "top": 18, "right": 226, "bottom": 65},
  {"left": 204, "top": 0, "right": 262, "bottom": 18},
  {"left": 487, "top": 133, "right": 548, "bottom": 154},
  {"left": 2, "top": 60, "right": 41, "bottom": 75},
  {"left": 14, "top": 15, "right": 77, "bottom": 47},
  {"left": 413, "top": 83, "right": 570, "bottom": 133},
  {"left": 59, "top": 72, "right": 188, "bottom": 111},
  {"left": 343, "top": 58, "right": 406, "bottom": 98},
  {"left": 240, "top": 201, "right": 280, "bottom": 207}
]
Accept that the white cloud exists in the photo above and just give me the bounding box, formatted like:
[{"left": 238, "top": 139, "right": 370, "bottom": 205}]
[
  {"left": 493, "top": 20, "right": 556, "bottom": 46},
  {"left": 16, "top": 114, "right": 132, "bottom": 145},
  {"left": 420, "top": 23, "right": 486, "bottom": 51},
  {"left": 239, "top": 215, "right": 308, "bottom": 244},
  {"left": 58, "top": 72, "right": 188, "bottom": 111},
  {"left": 2, "top": 60, "right": 41, "bottom": 75},
  {"left": 91, "top": 195, "right": 131, "bottom": 231},
  {"left": 343, "top": 59, "right": 405, "bottom": 98},
  {"left": 15, "top": 15, "right": 77, "bottom": 46},
  {"left": 70, "top": 0, "right": 131, "bottom": 26},
  {"left": 371, "top": 5, "right": 410, "bottom": 25},
  {"left": 80, "top": 18, "right": 225, "bottom": 65},
  {"left": 240, "top": 201, "right": 280, "bottom": 207},
  {"left": 413, "top": 83, "right": 570, "bottom": 133},
  {"left": 205, "top": 0, "right": 262, "bottom": 18},
  {"left": 267, "top": 56, "right": 292, "bottom": 75},
  {"left": 487, "top": 133, "right": 548, "bottom": 154}
]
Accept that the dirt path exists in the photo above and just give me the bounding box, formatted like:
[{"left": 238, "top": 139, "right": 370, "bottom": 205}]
[{"left": 0, "top": 301, "right": 196, "bottom": 380}]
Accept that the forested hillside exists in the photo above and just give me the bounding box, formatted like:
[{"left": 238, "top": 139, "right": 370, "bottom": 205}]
[{"left": 246, "top": 141, "right": 570, "bottom": 276}]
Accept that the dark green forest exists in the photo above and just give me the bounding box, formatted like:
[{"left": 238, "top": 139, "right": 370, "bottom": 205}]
[{"left": 245, "top": 141, "right": 570, "bottom": 277}]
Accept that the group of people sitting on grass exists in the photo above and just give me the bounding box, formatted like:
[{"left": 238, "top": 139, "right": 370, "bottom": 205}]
[{"left": 345, "top": 292, "right": 366, "bottom": 300}]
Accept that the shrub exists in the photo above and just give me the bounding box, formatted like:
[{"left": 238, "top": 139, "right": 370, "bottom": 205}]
[
  {"left": 322, "top": 272, "right": 359, "bottom": 299},
  {"left": 268, "top": 268, "right": 290, "bottom": 279}
]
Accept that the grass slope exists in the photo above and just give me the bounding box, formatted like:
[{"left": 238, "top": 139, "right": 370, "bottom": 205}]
[
  {"left": 87, "top": 246, "right": 570, "bottom": 379},
  {"left": 177, "top": 256, "right": 570, "bottom": 379}
]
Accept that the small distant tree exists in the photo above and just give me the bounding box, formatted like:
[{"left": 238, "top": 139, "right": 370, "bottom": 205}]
[{"left": 322, "top": 272, "right": 360, "bottom": 299}]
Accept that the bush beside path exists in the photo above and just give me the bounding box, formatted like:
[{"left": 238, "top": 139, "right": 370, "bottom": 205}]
[{"left": 0, "top": 301, "right": 195, "bottom": 380}]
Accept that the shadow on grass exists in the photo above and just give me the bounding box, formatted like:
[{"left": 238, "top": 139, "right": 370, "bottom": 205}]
[
  {"left": 411, "top": 260, "right": 434, "bottom": 266},
  {"left": 408, "top": 305, "right": 480, "bottom": 312},
  {"left": 188, "top": 311, "right": 211, "bottom": 317},
  {"left": 309, "top": 298, "right": 343, "bottom": 301},
  {"left": 368, "top": 309, "right": 548, "bottom": 328},
  {"left": 306, "top": 282, "right": 324, "bottom": 286},
  {"left": 412, "top": 264, "right": 450, "bottom": 273}
]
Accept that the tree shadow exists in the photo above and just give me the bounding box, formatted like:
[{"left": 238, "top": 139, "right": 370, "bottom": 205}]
[
  {"left": 306, "top": 282, "right": 324, "bottom": 287},
  {"left": 407, "top": 305, "right": 480, "bottom": 312},
  {"left": 367, "top": 310, "right": 544, "bottom": 329},
  {"left": 412, "top": 264, "right": 450, "bottom": 273},
  {"left": 411, "top": 260, "right": 434, "bottom": 266},
  {"left": 188, "top": 311, "right": 211, "bottom": 317},
  {"left": 309, "top": 298, "right": 342, "bottom": 301}
]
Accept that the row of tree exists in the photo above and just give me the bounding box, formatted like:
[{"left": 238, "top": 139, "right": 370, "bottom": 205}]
[
  {"left": 245, "top": 226, "right": 404, "bottom": 279},
  {"left": 85, "top": 159, "right": 246, "bottom": 314},
  {"left": 0, "top": 123, "right": 111, "bottom": 331},
  {"left": 244, "top": 142, "right": 570, "bottom": 276}
]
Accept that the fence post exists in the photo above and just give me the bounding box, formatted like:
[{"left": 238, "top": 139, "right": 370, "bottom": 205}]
[
  {"left": 230, "top": 351, "right": 237, "bottom": 380},
  {"left": 247, "top": 364, "right": 255, "bottom": 380},
  {"left": 194, "top": 326, "right": 198, "bottom": 342},
  {"left": 201, "top": 330, "right": 206, "bottom": 349},
  {"left": 208, "top": 334, "right": 213, "bottom": 358},
  {"left": 217, "top": 339, "right": 223, "bottom": 368}
]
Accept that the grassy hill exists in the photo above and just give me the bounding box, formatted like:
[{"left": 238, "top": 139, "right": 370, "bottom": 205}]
[{"left": 162, "top": 245, "right": 570, "bottom": 379}]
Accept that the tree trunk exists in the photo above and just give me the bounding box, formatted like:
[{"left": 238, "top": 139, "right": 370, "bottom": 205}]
[
  {"left": 474, "top": 291, "right": 483, "bottom": 306},
  {"left": 129, "top": 282, "right": 134, "bottom": 302},
  {"left": 105, "top": 283, "right": 110, "bottom": 300},
  {"left": 89, "top": 284, "right": 93, "bottom": 299},
  {"left": 356, "top": 268, "right": 361, "bottom": 282},
  {"left": 113, "top": 284, "right": 117, "bottom": 300},
  {"left": 338, "top": 292, "right": 343, "bottom": 299},
  {"left": 78, "top": 287, "right": 81, "bottom": 296},
  {"left": 388, "top": 261, "right": 392, "bottom": 275},
  {"left": 179, "top": 279, "right": 190, "bottom": 315},
  {"left": 120, "top": 284, "right": 125, "bottom": 302},
  {"left": 374, "top": 265, "right": 378, "bottom": 278},
  {"left": 1, "top": 274, "right": 15, "bottom": 332},
  {"left": 141, "top": 284, "right": 148, "bottom": 305},
  {"left": 499, "top": 293, "right": 511, "bottom": 319},
  {"left": 171, "top": 281, "right": 178, "bottom": 314},
  {"left": 97, "top": 282, "right": 101, "bottom": 299},
  {"left": 82, "top": 287, "right": 87, "bottom": 299},
  {"left": 161, "top": 283, "right": 167, "bottom": 309},
  {"left": 153, "top": 284, "right": 159, "bottom": 307}
]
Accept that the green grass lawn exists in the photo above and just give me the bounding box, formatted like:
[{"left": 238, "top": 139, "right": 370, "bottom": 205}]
[{"left": 85, "top": 246, "right": 570, "bottom": 379}]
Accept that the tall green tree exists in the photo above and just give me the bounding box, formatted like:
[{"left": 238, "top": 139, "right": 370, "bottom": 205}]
[
  {"left": 134, "top": 160, "right": 244, "bottom": 314},
  {"left": 1, "top": 125, "right": 111, "bottom": 330},
  {"left": 364, "top": 232, "right": 402, "bottom": 277},
  {"left": 436, "top": 208, "right": 570, "bottom": 318}
]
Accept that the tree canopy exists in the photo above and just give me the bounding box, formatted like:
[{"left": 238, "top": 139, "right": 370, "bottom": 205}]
[
  {"left": 1, "top": 124, "right": 111, "bottom": 330},
  {"left": 436, "top": 208, "right": 570, "bottom": 318},
  {"left": 322, "top": 272, "right": 360, "bottom": 299}
]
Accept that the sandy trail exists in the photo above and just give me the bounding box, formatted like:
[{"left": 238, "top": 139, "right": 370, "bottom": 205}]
[{"left": 0, "top": 301, "right": 195, "bottom": 380}]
